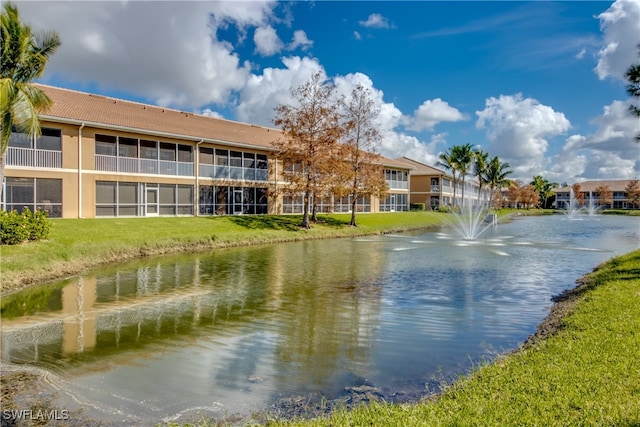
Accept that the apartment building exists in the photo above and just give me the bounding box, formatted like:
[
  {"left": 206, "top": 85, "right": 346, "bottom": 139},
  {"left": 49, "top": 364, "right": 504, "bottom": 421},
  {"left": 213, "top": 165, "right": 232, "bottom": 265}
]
[
  {"left": 3, "top": 84, "right": 410, "bottom": 218},
  {"left": 554, "top": 180, "right": 638, "bottom": 209},
  {"left": 394, "top": 157, "right": 481, "bottom": 209}
]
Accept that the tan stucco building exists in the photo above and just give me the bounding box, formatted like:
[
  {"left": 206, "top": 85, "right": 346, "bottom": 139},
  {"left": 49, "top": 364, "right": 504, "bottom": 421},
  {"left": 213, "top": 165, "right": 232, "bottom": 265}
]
[{"left": 4, "top": 85, "right": 411, "bottom": 218}]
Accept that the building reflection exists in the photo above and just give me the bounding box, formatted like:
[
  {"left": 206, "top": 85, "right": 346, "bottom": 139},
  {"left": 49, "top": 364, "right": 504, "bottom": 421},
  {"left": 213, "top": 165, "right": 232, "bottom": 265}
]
[{"left": 1, "top": 239, "right": 387, "bottom": 397}]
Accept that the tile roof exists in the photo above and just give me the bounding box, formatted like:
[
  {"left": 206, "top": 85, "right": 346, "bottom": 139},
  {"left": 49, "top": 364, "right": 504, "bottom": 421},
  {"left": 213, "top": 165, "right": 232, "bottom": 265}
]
[
  {"left": 554, "top": 180, "right": 636, "bottom": 193},
  {"left": 394, "top": 157, "right": 447, "bottom": 175},
  {"left": 37, "top": 84, "right": 281, "bottom": 150}
]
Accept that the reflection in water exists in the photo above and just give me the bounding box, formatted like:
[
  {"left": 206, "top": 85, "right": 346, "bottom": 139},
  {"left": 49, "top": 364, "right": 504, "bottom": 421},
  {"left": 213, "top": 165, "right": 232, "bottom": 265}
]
[{"left": 1, "top": 215, "right": 638, "bottom": 423}]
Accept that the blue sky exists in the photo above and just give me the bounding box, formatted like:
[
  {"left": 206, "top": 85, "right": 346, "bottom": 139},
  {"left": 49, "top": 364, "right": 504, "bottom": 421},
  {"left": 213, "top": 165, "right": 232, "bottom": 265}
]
[{"left": 17, "top": 0, "right": 640, "bottom": 182}]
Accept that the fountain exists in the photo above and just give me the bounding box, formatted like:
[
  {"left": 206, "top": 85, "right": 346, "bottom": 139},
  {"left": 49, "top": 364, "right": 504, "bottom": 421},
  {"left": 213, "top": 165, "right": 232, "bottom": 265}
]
[
  {"left": 443, "top": 194, "right": 495, "bottom": 241},
  {"left": 564, "top": 188, "right": 584, "bottom": 219},
  {"left": 586, "top": 191, "right": 601, "bottom": 216}
]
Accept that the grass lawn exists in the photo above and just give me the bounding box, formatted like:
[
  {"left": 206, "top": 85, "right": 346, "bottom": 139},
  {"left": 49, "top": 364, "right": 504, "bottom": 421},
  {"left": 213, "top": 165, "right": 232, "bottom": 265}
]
[
  {"left": 0, "top": 211, "right": 445, "bottom": 294},
  {"left": 267, "top": 249, "right": 640, "bottom": 426}
]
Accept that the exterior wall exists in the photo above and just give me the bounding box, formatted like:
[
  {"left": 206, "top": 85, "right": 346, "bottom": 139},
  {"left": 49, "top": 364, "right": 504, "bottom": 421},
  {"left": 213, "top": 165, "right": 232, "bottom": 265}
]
[
  {"left": 408, "top": 175, "right": 430, "bottom": 205},
  {"left": 5, "top": 119, "right": 412, "bottom": 218}
]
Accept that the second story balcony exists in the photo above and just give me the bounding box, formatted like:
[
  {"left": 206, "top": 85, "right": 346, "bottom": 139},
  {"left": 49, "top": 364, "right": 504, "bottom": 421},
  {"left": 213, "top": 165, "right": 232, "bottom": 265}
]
[
  {"left": 95, "top": 154, "right": 194, "bottom": 177},
  {"left": 7, "top": 147, "right": 62, "bottom": 169}
]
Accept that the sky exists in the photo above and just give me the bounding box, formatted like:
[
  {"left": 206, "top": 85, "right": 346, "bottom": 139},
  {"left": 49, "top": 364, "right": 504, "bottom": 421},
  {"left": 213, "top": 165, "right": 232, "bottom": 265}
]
[{"left": 15, "top": 0, "right": 640, "bottom": 183}]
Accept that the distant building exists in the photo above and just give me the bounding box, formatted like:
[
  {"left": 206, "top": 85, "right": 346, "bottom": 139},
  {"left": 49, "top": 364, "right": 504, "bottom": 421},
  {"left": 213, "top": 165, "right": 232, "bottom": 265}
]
[
  {"left": 394, "top": 157, "right": 482, "bottom": 210},
  {"left": 554, "top": 180, "right": 638, "bottom": 210}
]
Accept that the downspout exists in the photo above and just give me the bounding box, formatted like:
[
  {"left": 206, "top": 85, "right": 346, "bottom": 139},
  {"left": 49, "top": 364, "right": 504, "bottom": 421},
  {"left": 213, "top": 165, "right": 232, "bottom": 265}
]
[
  {"left": 195, "top": 139, "right": 203, "bottom": 216},
  {"left": 274, "top": 157, "right": 278, "bottom": 215},
  {"left": 78, "top": 123, "right": 85, "bottom": 218}
]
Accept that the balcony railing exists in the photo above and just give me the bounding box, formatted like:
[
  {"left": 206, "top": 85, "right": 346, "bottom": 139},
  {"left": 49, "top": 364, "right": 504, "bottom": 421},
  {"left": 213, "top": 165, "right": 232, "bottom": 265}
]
[
  {"left": 431, "top": 185, "right": 440, "bottom": 192},
  {"left": 386, "top": 180, "right": 408, "bottom": 190},
  {"left": 95, "top": 155, "right": 194, "bottom": 176},
  {"left": 7, "top": 147, "right": 62, "bottom": 168},
  {"left": 199, "top": 164, "right": 268, "bottom": 181}
]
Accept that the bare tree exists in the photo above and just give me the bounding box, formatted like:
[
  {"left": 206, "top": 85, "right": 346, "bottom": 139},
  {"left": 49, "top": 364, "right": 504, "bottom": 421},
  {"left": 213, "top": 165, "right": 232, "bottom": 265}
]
[
  {"left": 336, "top": 85, "right": 387, "bottom": 226},
  {"left": 273, "top": 73, "right": 342, "bottom": 228}
]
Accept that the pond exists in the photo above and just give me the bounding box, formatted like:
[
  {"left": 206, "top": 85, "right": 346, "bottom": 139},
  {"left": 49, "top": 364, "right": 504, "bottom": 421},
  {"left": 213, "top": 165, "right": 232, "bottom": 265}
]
[{"left": 1, "top": 214, "right": 638, "bottom": 424}]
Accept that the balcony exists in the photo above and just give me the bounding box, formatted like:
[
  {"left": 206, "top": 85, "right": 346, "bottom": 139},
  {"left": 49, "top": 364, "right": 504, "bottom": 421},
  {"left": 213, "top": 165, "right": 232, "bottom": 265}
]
[
  {"left": 6, "top": 147, "right": 62, "bottom": 168},
  {"left": 199, "top": 164, "right": 268, "bottom": 181},
  {"left": 95, "top": 155, "right": 194, "bottom": 177},
  {"left": 386, "top": 180, "right": 408, "bottom": 190}
]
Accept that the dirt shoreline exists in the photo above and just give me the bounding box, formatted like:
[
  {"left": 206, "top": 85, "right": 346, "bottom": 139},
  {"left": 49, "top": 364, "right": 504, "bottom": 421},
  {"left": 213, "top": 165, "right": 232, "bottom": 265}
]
[{"left": 0, "top": 257, "right": 602, "bottom": 426}]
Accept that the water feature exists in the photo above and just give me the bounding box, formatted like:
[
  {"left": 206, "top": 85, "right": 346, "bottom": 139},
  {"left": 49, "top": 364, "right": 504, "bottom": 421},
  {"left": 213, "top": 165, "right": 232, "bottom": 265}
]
[
  {"left": 443, "top": 195, "right": 495, "bottom": 240},
  {"left": 586, "top": 191, "right": 601, "bottom": 216},
  {"left": 564, "top": 188, "right": 584, "bottom": 218},
  {"left": 1, "top": 215, "right": 638, "bottom": 425}
]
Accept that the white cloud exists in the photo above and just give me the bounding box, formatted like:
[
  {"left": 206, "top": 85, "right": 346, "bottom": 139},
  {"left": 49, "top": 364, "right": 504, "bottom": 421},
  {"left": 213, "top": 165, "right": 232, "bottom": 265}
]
[
  {"left": 353, "top": 31, "right": 362, "bottom": 41},
  {"left": 254, "top": 25, "right": 284, "bottom": 56},
  {"left": 200, "top": 108, "right": 225, "bottom": 119},
  {"left": 19, "top": 1, "right": 277, "bottom": 109},
  {"left": 359, "top": 13, "right": 392, "bottom": 29},
  {"left": 235, "top": 56, "right": 326, "bottom": 126},
  {"left": 288, "top": 30, "right": 313, "bottom": 51},
  {"left": 551, "top": 100, "right": 640, "bottom": 180},
  {"left": 476, "top": 93, "right": 571, "bottom": 178},
  {"left": 595, "top": 0, "right": 640, "bottom": 81},
  {"left": 406, "top": 99, "right": 467, "bottom": 132}
]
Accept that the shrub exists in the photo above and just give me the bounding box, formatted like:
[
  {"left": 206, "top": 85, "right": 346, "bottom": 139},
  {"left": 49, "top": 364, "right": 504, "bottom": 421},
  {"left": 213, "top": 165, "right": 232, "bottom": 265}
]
[
  {"left": 0, "top": 208, "right": 51, "bottom": 245},
  {"left": 24, "top": 207, "right": 51, "bottom": 241},
  {"left": 0, "top": 210, "right": 29, "bottom": 245},
  {"left": 410, "top": 203, "right": 425, "bottom": 211}
]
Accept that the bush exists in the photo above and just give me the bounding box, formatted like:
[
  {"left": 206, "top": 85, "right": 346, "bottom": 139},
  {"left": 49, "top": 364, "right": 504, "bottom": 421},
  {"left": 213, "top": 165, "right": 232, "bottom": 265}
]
[
  {"left": 0, "top": 208, "right": 51, "bottom": 245},
  {"left": 0, "top": 210, "right": 30, "bottom": 245},
  {"left": 410, "top": 203, "right": 425, "bottom": 211},
  {"left": 24, "top": 207, "right": 51, "bottom": 241}
]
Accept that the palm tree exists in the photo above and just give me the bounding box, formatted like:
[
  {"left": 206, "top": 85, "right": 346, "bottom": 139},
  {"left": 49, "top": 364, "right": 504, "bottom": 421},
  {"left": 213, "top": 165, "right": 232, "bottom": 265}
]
[
  {"left": 1, "top": 2, "right": 61, "bottom": 206},
  {"left": 437, "top": 148, "right": 458, "bottom": 207},
  {"left": 530, "top": 175, "right": 557, "bottom": 209},
  {"left": 473, "top": 148, "right": 489, "bottom": 201},
  {"left": 484, "top": 156, "right": 512, "bottom": 209},
  {"left": 451, "top": 143, "right": 474, "bottom": 207}
]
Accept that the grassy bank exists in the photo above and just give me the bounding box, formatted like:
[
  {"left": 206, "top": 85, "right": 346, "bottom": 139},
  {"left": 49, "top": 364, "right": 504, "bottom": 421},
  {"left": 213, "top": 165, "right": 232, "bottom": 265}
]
[
  {"left": 268, "top": 249, "right": 640, "bottom": 426},
  {"left": 0, "top": 212, "right": 445, "bottom": 294}
]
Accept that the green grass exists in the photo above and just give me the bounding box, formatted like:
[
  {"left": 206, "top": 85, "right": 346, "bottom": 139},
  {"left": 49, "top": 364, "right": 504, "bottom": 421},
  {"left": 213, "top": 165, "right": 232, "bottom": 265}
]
[
  {"left": 0, "top": 212, "right": 445, "bottom": 293},
  {"left": 266, "top": 250, "right": 640, "bottom": 427}
]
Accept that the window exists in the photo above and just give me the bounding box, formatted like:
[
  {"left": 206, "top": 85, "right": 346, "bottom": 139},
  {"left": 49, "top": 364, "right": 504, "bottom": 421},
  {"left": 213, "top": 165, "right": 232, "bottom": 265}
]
[
  {"left": 215, "top": 149, "right": 228, "bottom": 166},
  {"left": 118, "top": 137, "right": 138, "bottom": 158},
  {"left": 95, "top": 134, "right": 117, "bottom": 156},
  {"left": 36, "top": 128, "right": 62, "bottom": 151},
  {"left": 229, "top": 151, "right": 242, "bottom": 167},
  {"left": 140, "top": 140, "right": 158, "bottom": 159},
  {"left": 199, "top": 185, "right": 267, "bottom": 215},
  {"left": 5, "top": 177, "right": 62, "bottom": 217},
  {"left": 178, "top": 145, "right": 193, "bottom": 162},
  {"left": 199, "top": 147, "right": 214, "bottom": 164},
  {"left": 257, "top": 154, "right": 267, "bottom": 170},
  {"left": 380, "top": 193, "right": 408, "bottom": 212},
  {"left": 8, "top": 128, "right": 31, "bottom": 149},
  {"left": 118, "top": 182, "right": 138, "bottom": 216},
  {"left": 96, "top": 181, "right": 193, "bottom": 217},
  {"left": 159, "top": 142, "right": 175, "bottom": 161}
]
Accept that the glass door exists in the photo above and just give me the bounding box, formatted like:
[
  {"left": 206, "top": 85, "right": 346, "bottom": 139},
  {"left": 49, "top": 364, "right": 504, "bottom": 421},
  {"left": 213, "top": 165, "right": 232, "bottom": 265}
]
[
  {"left": 233, "top": 189, "right": 243, "bottom": 215},
  {"left": 146, "top": 188, "right": 159, "bottom": 216}
]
